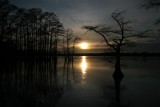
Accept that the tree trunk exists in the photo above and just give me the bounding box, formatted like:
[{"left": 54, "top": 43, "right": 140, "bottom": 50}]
[
  {"left": 113, "top": 47, "right": 124, "bottom": 77},
  {"left": 113, "top": 47, "right": 124, "bottom": 100}
]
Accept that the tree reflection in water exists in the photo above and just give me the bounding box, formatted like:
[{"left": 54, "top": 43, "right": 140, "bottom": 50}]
[
  {"left": 112, "top": 67, "right": 124, "bottom": 107},
  {"left": 0, "top": 57, "right": 63, "bottom": 107},
  {"left": 102, "top": 57, "right": 126, "bottom": 107},
  {"left": 0, "top": 56, "right": 130, "bottom": 107}
]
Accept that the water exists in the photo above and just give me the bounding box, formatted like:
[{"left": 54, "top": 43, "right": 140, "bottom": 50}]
[{"left": 0, "top": 56, "right": 160, "bottom": 107}]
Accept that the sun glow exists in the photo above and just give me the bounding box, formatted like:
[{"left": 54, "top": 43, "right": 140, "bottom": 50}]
[
  {"left": 80, "top": 56, "right": 87, "bottom": 86},
  {"left": 81, "top": 56, "right": 87, "bottom": 74},
  {"left": 80, "top": 42, "right": 88, "bottom": 49}
]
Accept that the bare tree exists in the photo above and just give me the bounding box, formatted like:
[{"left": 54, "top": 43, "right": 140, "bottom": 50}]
[
  {"left": 63, "top": 29, "right": 81, "bottom": 55},
  {"left": 83, "top": 10, "right": 150, "bottom": 76},
  {"left": 62, "top": 28, "right": 81, "bottom": 61},
  {"left": 72, "top": 37, "right": 81, "bottom": 54},
  {"left": 65, "top": 29, "right": 73, "bottom": 55}
]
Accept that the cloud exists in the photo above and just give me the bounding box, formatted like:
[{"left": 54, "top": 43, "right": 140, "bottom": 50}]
[
  {"left": 10, "top": 0, "right": 159, "bottom": 31},
  {"left": 10, "top": 0, "right": 154, "bottom": 28}
]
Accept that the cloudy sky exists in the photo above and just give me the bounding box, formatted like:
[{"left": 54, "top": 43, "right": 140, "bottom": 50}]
[{"left": 10, "top": 0, "right": 160, "bottom": 53}]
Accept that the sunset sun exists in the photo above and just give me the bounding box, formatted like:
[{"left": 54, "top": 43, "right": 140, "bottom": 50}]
[{"left": 80, "top": 43, "right": 88, "bottom": 49}]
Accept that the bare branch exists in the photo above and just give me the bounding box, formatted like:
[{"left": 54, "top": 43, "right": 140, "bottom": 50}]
[
  {"left": 82, "top": 10, "right": 150, "bottom": 53},
  {"left": 82, "top": 25, "right": 117, "bottom": 50},
  {"left": 125, "top": 29, "right": 152, "bottom": 38},
  {"left": 142, "top": 0, "right": 160, "bottom": 9}
]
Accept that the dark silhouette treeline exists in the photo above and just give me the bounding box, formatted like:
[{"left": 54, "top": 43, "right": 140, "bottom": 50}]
[
  {"left": 0, "top": 0, "right": 63, "bottom": 58},
  {"left": 0, "top": 0, "right": 80, "bottom": 60}
]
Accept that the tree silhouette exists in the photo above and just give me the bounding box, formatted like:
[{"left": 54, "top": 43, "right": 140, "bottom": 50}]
[
  {"left": 83, "top": 10, "right": 150, "bottom": 76},
  {"left": 0, "top": 0, "right": 17, "bottom": 42},
  {"left": 62, "top": 29, "right": 81, "bottom": 61},
  {"left": 72, "top": 36, "right": 81, "bottom": 55},
  {"left": 83, "top": 10, "right": 150, "bottom": 106},
  {"left": 0, "top": 1, "right": 65, "bottom": 57}
]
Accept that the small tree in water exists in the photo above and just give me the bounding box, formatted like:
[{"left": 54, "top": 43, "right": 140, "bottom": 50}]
[{"left": 82, "top": 10, "right": 150, "bottom": 77}]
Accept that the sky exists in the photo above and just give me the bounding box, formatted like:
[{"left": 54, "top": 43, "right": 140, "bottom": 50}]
[{"left": 10, "top": 0, "right": 160, "bottom": 53}]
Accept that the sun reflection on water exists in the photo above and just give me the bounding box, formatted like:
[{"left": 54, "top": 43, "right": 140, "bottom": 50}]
[{"left": 80, "top": 56, "right": 87, "bottom": 87}]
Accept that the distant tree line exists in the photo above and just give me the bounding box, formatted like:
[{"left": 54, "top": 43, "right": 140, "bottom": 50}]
[{"left": 0, "top": 0, "right": 80, "bottom": 57}]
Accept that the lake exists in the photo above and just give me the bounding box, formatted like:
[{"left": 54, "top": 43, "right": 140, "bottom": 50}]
[{"left": 0, "top": 56, "right": 160, "bottom": 107}]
